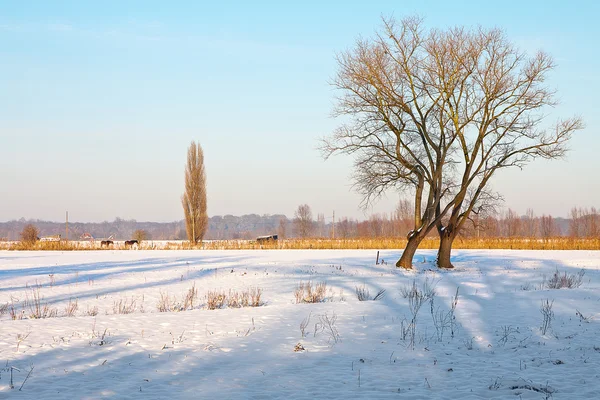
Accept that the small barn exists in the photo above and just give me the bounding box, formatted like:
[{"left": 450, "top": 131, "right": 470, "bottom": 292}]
[{"left": 256, "top": 234, "right": 278, "bottom": 243}]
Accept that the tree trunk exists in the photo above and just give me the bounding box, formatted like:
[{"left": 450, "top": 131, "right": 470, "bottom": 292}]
[
  {"left": 414, "top": 173, "right": 424, "bottom": 229},
  {"left": 396, "top": 233, "right": 422, "bottom": 269},
  {"left": 436, "top": 228, "right": 456, "bottom": 269}
]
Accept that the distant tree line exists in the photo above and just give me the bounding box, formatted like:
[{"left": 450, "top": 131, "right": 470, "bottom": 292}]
[
  {"left": 1, "top": 204, "right": 596, "bottom": 243},
  {"left": 290, "top": 203, "right": 591, "bottom": 240}
]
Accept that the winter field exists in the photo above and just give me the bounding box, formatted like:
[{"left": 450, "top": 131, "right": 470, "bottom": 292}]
[{"left": 0, "top": 250, "right": 599, "bottom": 399}]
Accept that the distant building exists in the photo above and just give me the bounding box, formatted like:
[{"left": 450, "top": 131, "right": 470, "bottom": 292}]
[
  {"left": 80, "top": 233, "right": 94, "bottom": 241},
  {"left": 40, "top": 235, "right": 61, "bottom": 242},
  {"left": 256, "top": 234, "right": 278, "bottom": 243}
]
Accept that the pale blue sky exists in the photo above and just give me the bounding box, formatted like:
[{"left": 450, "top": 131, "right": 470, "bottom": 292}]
[{"left": 1, "top": 1, "right": 598, "bottom": 222}]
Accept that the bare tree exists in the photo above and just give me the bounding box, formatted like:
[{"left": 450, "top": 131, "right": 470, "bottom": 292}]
[
  {"left": 181, "top": 141, "right": 208, "bottom": 244},
  {"left": 590, "top": 207, "right": 599, "bottom": 237},
  {"left": 294, "top": 204, "right": 314, "bottom": 238},
  {"left": 324, "top": 17, "right": 461, "bottom": 268},
  {"left": 569, "top": 207, "right": 581, "bottom": 238},
  {"left": 523, "top": 208, "right": 538, "bottom": 238},
  {"left": 337, "top": 217, "right": 352, "bottom": 239},
  {"left": 20, "top": 224, "right": 39, "bottom": 243},
  {"left": 430, "top": 24, "right": 583, "bottom": 267},
  {"left": 317, "top": 213, "right": 326, "bottom": 237},
  {"left": 571, "top": 207, "right": 600, "bottom": 238},
  {"left": 540, "top": 214, "right": 557, "bottom": 239},
  {"left": 132, "top": 229, "right": 149, "bottom": 244},
  {"left": 504, "top": 209, "right": 522, "bottom": 237},
  {"left": 277, "top": 217, "right": 287, "bottom": 239},
  {"left": 393, "top": 199, "right": 414, "bottom": 237},
  {"left": 324, "top": 16, "right": 583, "bottom": 268}
]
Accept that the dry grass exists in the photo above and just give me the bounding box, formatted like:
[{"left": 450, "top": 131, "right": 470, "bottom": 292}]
[
  {"left": 355, "top": 285, "right": 371, "bottom": 301},
  {"left": 3, "top": 236, "right": 599, "bottom": 251},
  {"left": 112, "top": 298, "right": 137, "bottom": 314},
  {"left": 400, "top": 279, "right": 437, "bottom": 300},
  {"left": 157, "top": 292, "right": 174, "bottom": 312},
  {"left": 86, "top": 305, "right": 99, "bottom": 316},
  {"left": 64, "top": 298, "right": 78, "bottom": 317},
  {"left": 9, "top": 300, "right": 23, "bottom": 320},
  {"left": 199, "top": 237, "right": 600, "bottom": 251},
  {"left": 206, "top": 290, "right": 227, "bottom": 310},
  {"left": 3, "top": 241, "right": 84, "bottom": 251},
  {"left": 157, "top": 284, "right": 199, "bottom": 312},
  {"left": 205, "top": 288, "right": 263, "bottom": 310},
  {"left": 545, "top": 269, "right": 585, "bottom": 289},
  {"left": 452, "top": 237, "right": 600, "bottom": 251},
  {"left": 249, "top": 287, "right": 262, "bottom": 307},
  {"left": 27, "top": 285, "right": 58, "bottom": 319},
  {"left": 227, "top": 289, "right": 249, "bottom": 308},
  {"left": 295, "top": 281, "right": 327, "bottom": 304},
  {"left": 183, "top": 283, "right": 198, "bottom": 309},
  {"left": 355, "top": 284, "right": 386, "bottom": 301}
]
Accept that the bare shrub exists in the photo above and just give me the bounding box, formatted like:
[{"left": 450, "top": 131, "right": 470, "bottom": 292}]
[
  {"left": 540, "top": 299, "right": 554, "bottom": 335},
  {"left": 400, "top": 278, "right": 436, "bottom": 300},
  {"left": 520, "top": 282, "right": 534, "bottom": 291},
  {"left": 64, "top": 298, "right": 79, "bottom": 317},
  {"left": 90, "top": 328, "right": 110, "bottom": 346},
  {"left": 430, "top": 287, "right": 459, "bottom": 341},
  {"left": 9, "top": 299, "right": 23, "bottom": 320},
  {"left": 355, "top": 285, "right": 370, "bottom": 301},
  {"left": 16, "top": 332, "right": 30, "bottom": 352},
  {"left": 205, "top": 287, "right": 263, "bottom": 310},
  {"left": 463, "top": 337, "right": 474, "bottom": 350},
  {"left": 132, "top": 229, "right": 149, "bottom": 244},
  {"left": 206, "top": 290, "right": 227, "bottom": 310},
  {"left": 227, "top": 290, "right": 248, "bottom": 308},
  {"left": 400, "top": 280, "right": 432, "bottom": 349},
  {"left": 113, "top": 298, "right": 136, "bottom": 314},
  {"left": 249, "top": 287, "right": 262, "bottom": 307},
  {"left": 157, "top": 292, "right": 173, "bottom": 312},
  {"left": 86, "top": 305, "right": 99, "bottom": 316},
  {"left": 314, "top": 311, "right": 340, "bottom": 344},
  {"left": 20, "top": 224, "right": 39, "bottom": 243},
  {"left": 356, "top": 285, "right": 385, "bottom": 301},
  {"left": 229, "top": 288, "right": 262, "bottom": 308},
  {"left": 546, "top": 268, "right": 585, "bottom": 289},
  {"left": 497, "top": 325, "right": 518, "bottom": 347},
  {"left": 0, "top": 303, "right": 8, "bottom": 316},
  {"left": 157, "top": 284, "right": 198, "bottom": 312},
  {"left": 183, "top": 283, "right": 198, "bottom": 310},
  {"left": 27, "top": 285, "right": 58, "bottom": 319},
  {"left": 300, "top": 312, "right": 311, "bottom": 338},
  {"left": 294, "top": 284, "right": 304, "bottom": 304},
  {"left": 295, "top": 281, "right": 327, "bottom": 303}
]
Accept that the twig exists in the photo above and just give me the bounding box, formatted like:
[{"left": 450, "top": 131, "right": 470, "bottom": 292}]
[
  {"left": 19, "top": 366, "right": 34, "bottom": 391},
  {"left": 425, "top": 377, "right": 432, "bottom": 389},
  {"left": 10, "top": 366, "right": 21, "bottom": 389}
]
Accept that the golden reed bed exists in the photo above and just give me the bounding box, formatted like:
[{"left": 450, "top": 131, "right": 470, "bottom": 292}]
[{"left": 2, "top": 237, "right": 599, "bottom": 251}]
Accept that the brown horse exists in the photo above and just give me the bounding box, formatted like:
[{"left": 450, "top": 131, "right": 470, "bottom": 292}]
[
  {"left": 100, "top": 240, "right": 114, "bottom": 248},
  {"left": 124, "top": 240, "right": 139, "bottom": 248}
]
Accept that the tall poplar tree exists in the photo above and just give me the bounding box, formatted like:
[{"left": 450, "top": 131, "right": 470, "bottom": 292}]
[{"left": 182, "top": 141, "right": 208, "bottom": 244}]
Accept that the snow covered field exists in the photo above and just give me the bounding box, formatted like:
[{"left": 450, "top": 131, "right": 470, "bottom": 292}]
[{"left": 0, "top": 249, "right": 599, "bottom": 399}]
